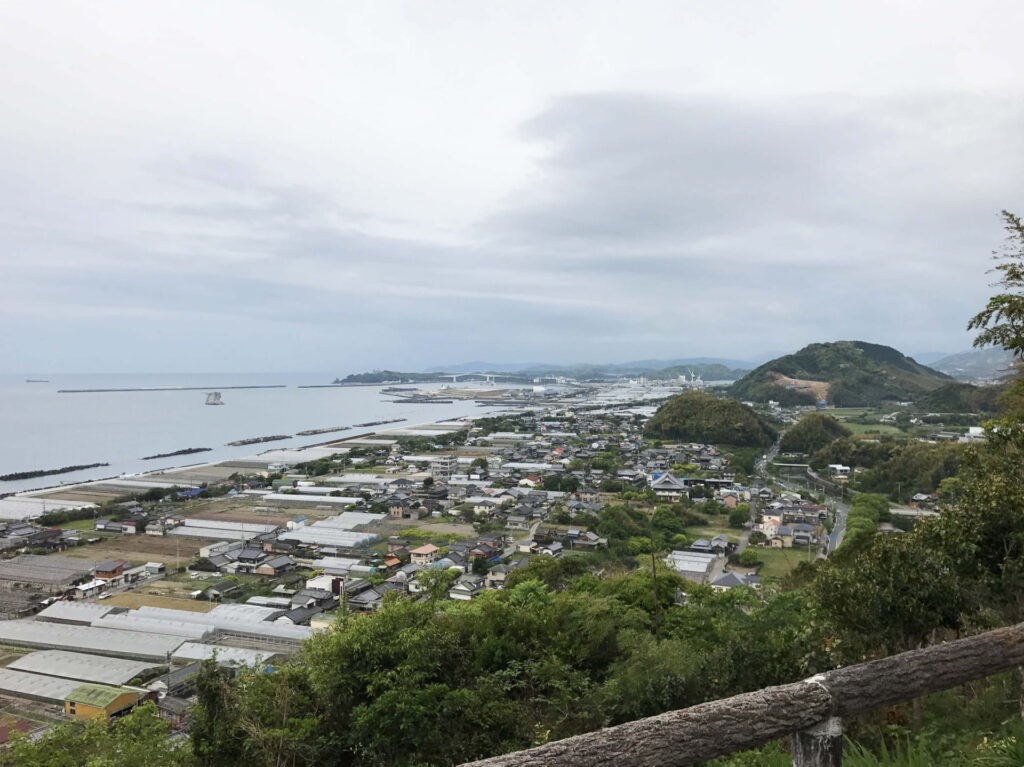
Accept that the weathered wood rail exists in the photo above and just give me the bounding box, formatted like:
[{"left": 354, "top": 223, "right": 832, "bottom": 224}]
[{"left": 458, "top": 622, "right": 1024, "bottom": 767}]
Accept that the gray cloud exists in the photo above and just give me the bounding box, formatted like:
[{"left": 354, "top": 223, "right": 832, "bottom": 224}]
[{"left": 2, "top": 8, "right": 1022, "bottom": 375}]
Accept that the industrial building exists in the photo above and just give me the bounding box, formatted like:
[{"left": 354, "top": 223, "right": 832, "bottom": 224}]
[
  {"left": 8, "top": 650, "right": 159, "bottom": 686},
  {"left": 0, "top": 620, "right": 187, "bottom": 662},
  {"left": 64, "top": 684, "right": 142, "bottom": 721}
]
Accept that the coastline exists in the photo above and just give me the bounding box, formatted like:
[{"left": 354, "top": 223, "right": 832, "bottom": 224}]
[{"left": 4, "top": 412, "right": 494, "bottom": 512}]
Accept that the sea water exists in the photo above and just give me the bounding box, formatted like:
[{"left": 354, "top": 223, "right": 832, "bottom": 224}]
[{"left": 0, "top": 373, "right": 512, "bottom": 494}]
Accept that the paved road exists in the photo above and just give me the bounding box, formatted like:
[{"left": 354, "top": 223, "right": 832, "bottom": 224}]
[{"left": 827, "top": 500, "right": 849, "bottom": 555}]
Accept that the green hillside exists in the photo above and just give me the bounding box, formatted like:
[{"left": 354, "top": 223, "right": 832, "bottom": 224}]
[
  {"left": 915, "top": 381, "right": 1007, "bottom": 413},
  {"left": 729, "top": 341, "right": 952, "bottom": 407},
  {"left": 778, "top": 412, "right": 852, "bottom": 454},
  {"left": 644, "top": 390, "right": 778, "bottom": 447}
]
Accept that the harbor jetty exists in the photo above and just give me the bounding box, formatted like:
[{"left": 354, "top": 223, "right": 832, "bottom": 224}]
[{"left": 58, "top": 385, "right": 287, "bottom": 393}]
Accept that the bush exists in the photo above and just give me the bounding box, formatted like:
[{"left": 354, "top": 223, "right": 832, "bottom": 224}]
[{"left": 738, "top": 549, "right": 761, "bottom": 566}]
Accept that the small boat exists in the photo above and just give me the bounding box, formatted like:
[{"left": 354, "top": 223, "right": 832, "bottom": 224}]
[
  {"left": 205, "top": 392, "right": 224, "bottom": 406},
  {"left": 25, "top": 379, "right": 49, "bottom": 383}
]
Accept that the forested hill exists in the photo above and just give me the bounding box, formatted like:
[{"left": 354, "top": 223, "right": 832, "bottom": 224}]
[
  {"left": 644, "top": 390, "right": 778, "bottom": 446},
  {"left": 728, "top": 341, "right": 952, "bottom": 407}
]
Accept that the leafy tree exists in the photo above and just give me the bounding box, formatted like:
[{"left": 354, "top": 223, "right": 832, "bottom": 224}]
[
  {"left": 778, "top": 413, "right": 852, "bottom": 454},
  {"left": 810, "top": 532, "right": 964, "bottom": 663},
  {"left": 968, "top": 211, "right": 1024, "bottom": 359},
  {"left": 728, "top": 508, "right": 748, "bottom": 528},
  {"left": 738, "top": 548, "right": 761, "bottom": 566}
]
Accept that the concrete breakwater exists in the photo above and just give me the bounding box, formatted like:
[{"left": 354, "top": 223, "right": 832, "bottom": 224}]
[
  {"left": 225, "top": 435, "right": 291, "bottom": 447},
  {"left": 295, "top": 426, "right": 349, "bottom": 436},
  {"left": 140, "top": 448, "right": 212, "bottom": 461},
  {"left": 1, "top": 462, "right": 110, "bottom": 482}
]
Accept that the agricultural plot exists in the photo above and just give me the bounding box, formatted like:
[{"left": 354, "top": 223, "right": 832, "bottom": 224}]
[{"left": 65, "top": 535, "right": 204, "bottom": 565}]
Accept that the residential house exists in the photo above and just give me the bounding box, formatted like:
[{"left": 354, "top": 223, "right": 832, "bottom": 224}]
[
  {"left": 770, "top": 526, "right": 794, "bottom": 548},
  {"left": 710, "top": 572, "right": 761, "bottom": 591},
  {"left": 253, "top": 555, "right": 296, "bottom": 576},
  {"left": 203, "top": 579, "right": 240, "bottom": 601},
  {"left": 448, "top": 574, "right": 485, "bottom": 600},
  {"left": 410, "top": 544, "right": 439, "bottom": 565},
  {"left": 649, "top": 473, "right": 688, "bottom": 502}
]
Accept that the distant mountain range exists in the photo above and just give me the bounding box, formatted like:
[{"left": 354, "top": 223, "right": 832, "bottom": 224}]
[
  {"left": 928, "top": 348, "right": 1015, "bottom": 383},
  {"left": 424, "top": 357, "right": 757, "bottom": 378},
  {"left": 729, "top": 341, "right": 953, "bottom": 407}
]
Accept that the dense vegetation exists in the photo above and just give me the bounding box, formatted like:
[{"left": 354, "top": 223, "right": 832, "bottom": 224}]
[
  {"left": 336, "top": 370, "right": 447, "bottom": 383},
  {"left": 644, "top": 390, "right": 778, "bottom": 447},
  {"left": 729, "top": 340, "right": 951, "bottom": 406},
  {"left": 778, "top": 412, "right": 852, "bottom": 454},
  {"left": 915, "top": 381, "right": 1006, "bottom": 413},
  {"left": 809, "top": 436, "right": 965, "bottom": 501}
]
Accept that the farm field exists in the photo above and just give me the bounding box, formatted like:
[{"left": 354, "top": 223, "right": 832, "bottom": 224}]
[
  {"left": 64, "top": 535, "right": 204, "bottom": 565},
  {"left": 101, "top": 592, "right": 215, "bottom": 612},
  {"left": 843, "top": 422, "right": 904, "bottom": 436}
]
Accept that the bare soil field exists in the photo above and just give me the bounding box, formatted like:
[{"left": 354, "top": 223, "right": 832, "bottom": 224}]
[
  {"left": 178, "top": 498, "right": 292, "bottom": 525},
  {"left": 0, "top": 694, "right": 64, "bottom": 725},
  {"left": 65, "top": 535, "right": 204, "bottom": 564},
  {"left": 768, "top": 372, "right": 830, "bottom": 402},
  {"left": 370, "top": 518, "right": 475, "bottom": 536},
  {"left": 102, "top": 592, "right": 214, "bottom": 612},
  {"left": 192, "top": 509, "right": 293, "bottom": 525},
  {"left": 33, "top": 488, "right": 122, "bottom": 504},
  {"left": 154, "top": 464, "right": 242, "bottom": 484}
]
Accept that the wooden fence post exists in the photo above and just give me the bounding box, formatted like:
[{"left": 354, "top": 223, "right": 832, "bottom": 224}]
[{"left": 792, "top": 717, "right": 843, "bottom": 767}]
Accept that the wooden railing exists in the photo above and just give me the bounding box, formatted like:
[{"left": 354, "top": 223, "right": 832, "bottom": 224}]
[{"left": 458, "top": 622, "right": 1024, "bottom": 767}]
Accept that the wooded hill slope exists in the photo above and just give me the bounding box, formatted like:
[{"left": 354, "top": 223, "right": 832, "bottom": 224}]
[
  {"left": 644, "top": 390, "right": 777, "bottom": 447},
  {"left": 729, "top": 341, "right": 952, "bottom": 407}
]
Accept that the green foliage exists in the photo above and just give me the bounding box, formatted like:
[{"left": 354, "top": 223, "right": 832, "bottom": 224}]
[
  {"left": 968, "top": 211, "right": 1024, "bottom": 360},
  {"left": 738, "top": 548, "right": 761, "bottom": 566},
  {"left": 292, "top": 452, "right": 351, "bottom": 476},
  {"left": 811, "top": 437, "right": 965, "bottom": 501},
  {"left": 180, "top": 575, "right": 819, "bottom": 767},
  {"left": 542, "top": 475, "right": 579, "bottom": 492},
  {"left": 916, "top": 382, "right": 1006, "bottom": 413},
  {"left": 843, "top": 736, "right": 936, "bottom": 767},
  {"left": 472, "top": 414, "right": 537, "bottom": 436},
  {"left": 7, "top": 702, "right": 190, "bottom": 767},
  {"left": 643, "top": 391, "right": 778, "bottom": 447},
  {"left": 811, "top": 530, "right": 964, "bottom": 661},
  {"left": 729, "top": 340, "right": 952, "bottom": 406},
  {"left": 779, "top": 412, "right": 853, "bottom": 454},
  {"left": 393, "top": 429, "right": 467, "bottom": 452}
]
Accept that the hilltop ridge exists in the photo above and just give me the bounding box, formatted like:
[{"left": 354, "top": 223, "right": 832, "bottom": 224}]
[{"left": 728, "top": 340, "right": 952, "bottom": 407}]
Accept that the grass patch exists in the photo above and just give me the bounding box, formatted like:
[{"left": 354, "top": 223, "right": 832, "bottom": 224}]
[
  {"left": 750, "top": 547, "right": 814, "bottom": 578},
  {"left": 687, "top": 522, "right": 741, "bottom": 543},
  {"left": 59, "top": 518, "right": 101, "bottom": 531}
]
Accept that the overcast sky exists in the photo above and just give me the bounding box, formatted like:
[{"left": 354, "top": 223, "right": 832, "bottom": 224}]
[{"left": 2, "top": 1, "right": 1023, "bottom": 374}]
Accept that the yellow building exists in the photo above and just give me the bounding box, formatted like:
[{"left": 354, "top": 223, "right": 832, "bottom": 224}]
[{"left": 64, "top": 684, "right": 140, "bottom": 722}]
